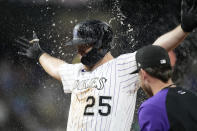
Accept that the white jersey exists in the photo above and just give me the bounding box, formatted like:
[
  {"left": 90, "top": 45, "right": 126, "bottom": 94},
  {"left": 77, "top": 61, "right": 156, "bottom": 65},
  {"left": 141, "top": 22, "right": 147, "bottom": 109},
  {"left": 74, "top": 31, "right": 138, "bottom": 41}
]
[{"left": 58, "top": 52, "right": 139, "bottom": 131}]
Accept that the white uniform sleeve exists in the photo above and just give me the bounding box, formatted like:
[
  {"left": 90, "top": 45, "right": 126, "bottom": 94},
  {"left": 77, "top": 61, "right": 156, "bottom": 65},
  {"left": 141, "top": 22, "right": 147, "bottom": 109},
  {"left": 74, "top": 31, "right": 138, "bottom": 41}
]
[
  {"left": 58, "top": 63, "right": 82, "bottom": 93},
  {"left": 116, "top": 51, "right": 137, "bottom": 74},
  {"left": 116, "top": 51, "right": 139, "bottom": 92}
]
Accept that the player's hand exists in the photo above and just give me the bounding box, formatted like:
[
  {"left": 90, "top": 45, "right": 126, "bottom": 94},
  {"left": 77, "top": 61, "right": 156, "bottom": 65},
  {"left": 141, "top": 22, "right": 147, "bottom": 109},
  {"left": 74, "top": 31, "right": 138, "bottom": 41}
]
[
  {"left": 15, "top": 31, "right": 45, "bottom": 60},
  {"left": 181, "top": 0, "right": 197, "bottom": 32}
]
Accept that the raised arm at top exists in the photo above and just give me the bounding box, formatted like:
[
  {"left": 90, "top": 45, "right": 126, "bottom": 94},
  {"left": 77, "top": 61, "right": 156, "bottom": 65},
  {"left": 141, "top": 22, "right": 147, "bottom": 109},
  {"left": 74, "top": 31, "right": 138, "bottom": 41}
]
[
  {"left": 153, "top": 25, "right": 188, "bottom": 51},
  {"left": 153, "top": 0, "right": 197, "bottom": 51}
]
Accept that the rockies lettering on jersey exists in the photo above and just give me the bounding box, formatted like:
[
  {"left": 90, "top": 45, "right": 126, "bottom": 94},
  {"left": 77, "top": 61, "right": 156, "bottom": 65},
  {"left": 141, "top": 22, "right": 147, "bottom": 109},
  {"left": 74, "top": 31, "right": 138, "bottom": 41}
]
[{"left": 58, "top": 52, "right": 138, "bottom": 131}]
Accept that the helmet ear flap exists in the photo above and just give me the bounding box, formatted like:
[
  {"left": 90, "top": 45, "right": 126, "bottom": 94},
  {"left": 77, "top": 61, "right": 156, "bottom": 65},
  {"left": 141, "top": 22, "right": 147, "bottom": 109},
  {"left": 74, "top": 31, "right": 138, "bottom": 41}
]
[
  {"left": 81, "top": 47, "right": 110, "bottom": 68},
  {"left": 81, "top": 48, "right": 104, "bottom": 67}
]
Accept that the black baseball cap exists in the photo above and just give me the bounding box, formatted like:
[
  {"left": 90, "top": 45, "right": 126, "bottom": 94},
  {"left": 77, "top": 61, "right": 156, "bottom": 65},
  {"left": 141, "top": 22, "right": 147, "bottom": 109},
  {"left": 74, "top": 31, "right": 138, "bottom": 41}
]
[{"left": 130, "top": 45, "right": 171, "bottom": 74}]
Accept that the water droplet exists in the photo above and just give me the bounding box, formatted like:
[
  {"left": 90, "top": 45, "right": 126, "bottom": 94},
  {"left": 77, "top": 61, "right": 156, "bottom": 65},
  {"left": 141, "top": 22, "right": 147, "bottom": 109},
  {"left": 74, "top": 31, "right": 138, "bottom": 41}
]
[{"left": 52, "top": 23, "right": 56, "bottom": 27}]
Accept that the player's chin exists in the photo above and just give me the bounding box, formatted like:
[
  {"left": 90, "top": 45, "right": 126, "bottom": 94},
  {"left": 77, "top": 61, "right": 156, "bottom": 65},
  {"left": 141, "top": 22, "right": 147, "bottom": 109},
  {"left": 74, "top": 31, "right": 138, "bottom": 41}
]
[
  {"left": 77, "top": 53, "right": 83, "bottom": 59},
  {"left": 85, "top": 65, "right": 93, "bottom": 71}
]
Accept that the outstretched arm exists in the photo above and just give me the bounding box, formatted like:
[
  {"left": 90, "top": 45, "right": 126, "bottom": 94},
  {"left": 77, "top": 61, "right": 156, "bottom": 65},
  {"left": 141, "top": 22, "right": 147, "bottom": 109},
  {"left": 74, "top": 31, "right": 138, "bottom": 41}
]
[
  {"left": 39, "top": 53, "right": 65, "bottom": 81},
  {"left": 153, "top": 0, "right": 197, "bottom": 51}
]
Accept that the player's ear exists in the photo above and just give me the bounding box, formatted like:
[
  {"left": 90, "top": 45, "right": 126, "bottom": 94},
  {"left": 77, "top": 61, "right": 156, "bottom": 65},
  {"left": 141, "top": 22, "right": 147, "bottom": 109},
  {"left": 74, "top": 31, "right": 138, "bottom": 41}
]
[{"left": 140, "top": 69, "right": 148, "bottom": 81}]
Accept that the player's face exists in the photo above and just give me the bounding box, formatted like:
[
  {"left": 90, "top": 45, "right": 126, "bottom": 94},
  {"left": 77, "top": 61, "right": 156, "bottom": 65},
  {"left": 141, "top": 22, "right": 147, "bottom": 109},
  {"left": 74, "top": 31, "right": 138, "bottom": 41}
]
[
  {"left": 139, "top": 71, "right": 153, "bottom": 97},
  {"left": 77, "top": 44, "right": 93, "bottom": 56}
]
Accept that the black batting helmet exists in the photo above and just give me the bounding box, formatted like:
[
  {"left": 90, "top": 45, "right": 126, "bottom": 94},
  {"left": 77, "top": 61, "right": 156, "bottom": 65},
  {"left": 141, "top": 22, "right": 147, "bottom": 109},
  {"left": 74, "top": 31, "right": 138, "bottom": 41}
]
[{"left": 66, "top": 20, "right": 113, "bottom": 67}]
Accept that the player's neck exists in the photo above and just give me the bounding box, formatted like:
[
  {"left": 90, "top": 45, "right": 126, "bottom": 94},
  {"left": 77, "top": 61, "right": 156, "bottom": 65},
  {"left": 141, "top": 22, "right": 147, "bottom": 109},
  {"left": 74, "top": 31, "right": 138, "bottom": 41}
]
[
  {"left": 150, "top": 79, "right": 175, "bottom": 95},
  {"left": 85, "top": 52, "right": 114, "bottom": 71}
]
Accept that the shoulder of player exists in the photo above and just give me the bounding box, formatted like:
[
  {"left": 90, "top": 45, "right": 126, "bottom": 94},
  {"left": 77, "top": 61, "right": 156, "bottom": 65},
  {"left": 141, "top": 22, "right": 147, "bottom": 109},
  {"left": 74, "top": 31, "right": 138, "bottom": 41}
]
[
  {"left": 166, "top": 87, "right": 197, "bottom": 102},
  {"left": 140, "top": 89, "right": 169, "bottom": 110},
  {"left": 168, "top": 86, "right": 193, "bottom": 94},
  {"left": 139, "top": 99, "right": 158, "bottom": 110},
  {"left": 116, "top": 52, "right": 136, "bottom": 60},
  {"left": 138, "top": 102, "right": 164, "bottom": 121},
  {"left": 60, "top": 62, "right": 83, "bottom": 68},
  {"left": 58, "top": 63, "right": 83, "bottom": 72},
  {"left": 138, "top": 102, "right": 170, "bottom": 131},
  {"left": 138, "top": 101, "right": 165, "bottom": 117}
]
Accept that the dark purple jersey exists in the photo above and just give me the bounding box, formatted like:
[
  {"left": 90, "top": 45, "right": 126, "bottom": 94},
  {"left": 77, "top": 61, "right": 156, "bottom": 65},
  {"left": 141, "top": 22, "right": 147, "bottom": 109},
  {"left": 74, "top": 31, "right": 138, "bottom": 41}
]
[{"left": 138, "top": 87, "right": 197, "bottom": 131}]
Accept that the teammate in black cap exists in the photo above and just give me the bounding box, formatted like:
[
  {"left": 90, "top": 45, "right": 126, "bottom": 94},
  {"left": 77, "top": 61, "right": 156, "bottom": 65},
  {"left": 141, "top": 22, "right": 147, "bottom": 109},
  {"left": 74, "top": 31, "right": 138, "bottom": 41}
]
[{"left": 132, "top": 45, "right": 197, "bottom": 131}]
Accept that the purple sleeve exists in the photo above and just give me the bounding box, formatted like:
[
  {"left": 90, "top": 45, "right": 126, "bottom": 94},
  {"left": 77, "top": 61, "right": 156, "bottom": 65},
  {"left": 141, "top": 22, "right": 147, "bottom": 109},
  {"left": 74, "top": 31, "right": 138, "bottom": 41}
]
[{"left": 138, "top": 104, "right": 169, "bottom": 131}]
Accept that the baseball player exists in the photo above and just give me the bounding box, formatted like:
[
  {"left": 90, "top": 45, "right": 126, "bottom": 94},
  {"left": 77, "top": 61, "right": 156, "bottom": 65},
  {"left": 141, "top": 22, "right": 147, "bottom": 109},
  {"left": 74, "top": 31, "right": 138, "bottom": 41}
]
[
  {"left": 15, "top": 0, "right": 197, "bottom": 130},
  {"left": 130, "top": 45, "right": 197, "bottom": 131}
]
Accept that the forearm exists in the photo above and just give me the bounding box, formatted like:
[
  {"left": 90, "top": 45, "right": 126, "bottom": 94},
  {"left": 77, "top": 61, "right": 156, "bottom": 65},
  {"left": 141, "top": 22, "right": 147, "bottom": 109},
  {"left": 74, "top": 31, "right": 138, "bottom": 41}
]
[
  {"left": 153, "top": 25, "right": 189, "bottom": 51},
  {"left": 39, "top": 53, "right": 66, "bottom": 81}
]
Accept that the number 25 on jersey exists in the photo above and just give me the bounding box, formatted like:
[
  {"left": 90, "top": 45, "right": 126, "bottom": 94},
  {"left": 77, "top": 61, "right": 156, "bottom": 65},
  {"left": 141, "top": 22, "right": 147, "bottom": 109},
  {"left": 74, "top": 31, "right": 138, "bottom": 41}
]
[{"left": 84, "top": 96, "right": 112, "bottom": 116}]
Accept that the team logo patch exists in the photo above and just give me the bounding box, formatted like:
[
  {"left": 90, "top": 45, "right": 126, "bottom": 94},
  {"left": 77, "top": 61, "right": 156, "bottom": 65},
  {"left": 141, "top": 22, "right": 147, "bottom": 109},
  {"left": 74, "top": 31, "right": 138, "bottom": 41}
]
[
  {"left": 160, "top": 59, "right": 167, "bottom": 64},
  {"left": 177, "top": 90, "right": 186, "bottom": 95}
]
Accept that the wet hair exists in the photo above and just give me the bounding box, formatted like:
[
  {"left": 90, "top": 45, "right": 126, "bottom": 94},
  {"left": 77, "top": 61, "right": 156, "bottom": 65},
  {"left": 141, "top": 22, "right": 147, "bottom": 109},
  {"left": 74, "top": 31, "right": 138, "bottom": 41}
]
[{"left": 144, "top": 65, "right": 173, "bottom": 83}]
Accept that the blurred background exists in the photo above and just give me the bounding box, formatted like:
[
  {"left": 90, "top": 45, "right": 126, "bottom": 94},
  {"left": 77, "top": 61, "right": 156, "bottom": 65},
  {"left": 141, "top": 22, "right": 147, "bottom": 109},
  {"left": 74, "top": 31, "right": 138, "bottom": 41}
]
[{"left": 0, "top": 0, "right": 197, "bottom": 131}]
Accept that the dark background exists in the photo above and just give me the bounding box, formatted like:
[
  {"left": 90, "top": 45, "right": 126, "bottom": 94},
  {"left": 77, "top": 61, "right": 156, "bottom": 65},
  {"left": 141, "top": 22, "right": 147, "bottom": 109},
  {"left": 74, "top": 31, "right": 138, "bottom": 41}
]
[{"left": 0, "top": 0, "right": 197, "bottom": 130}]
